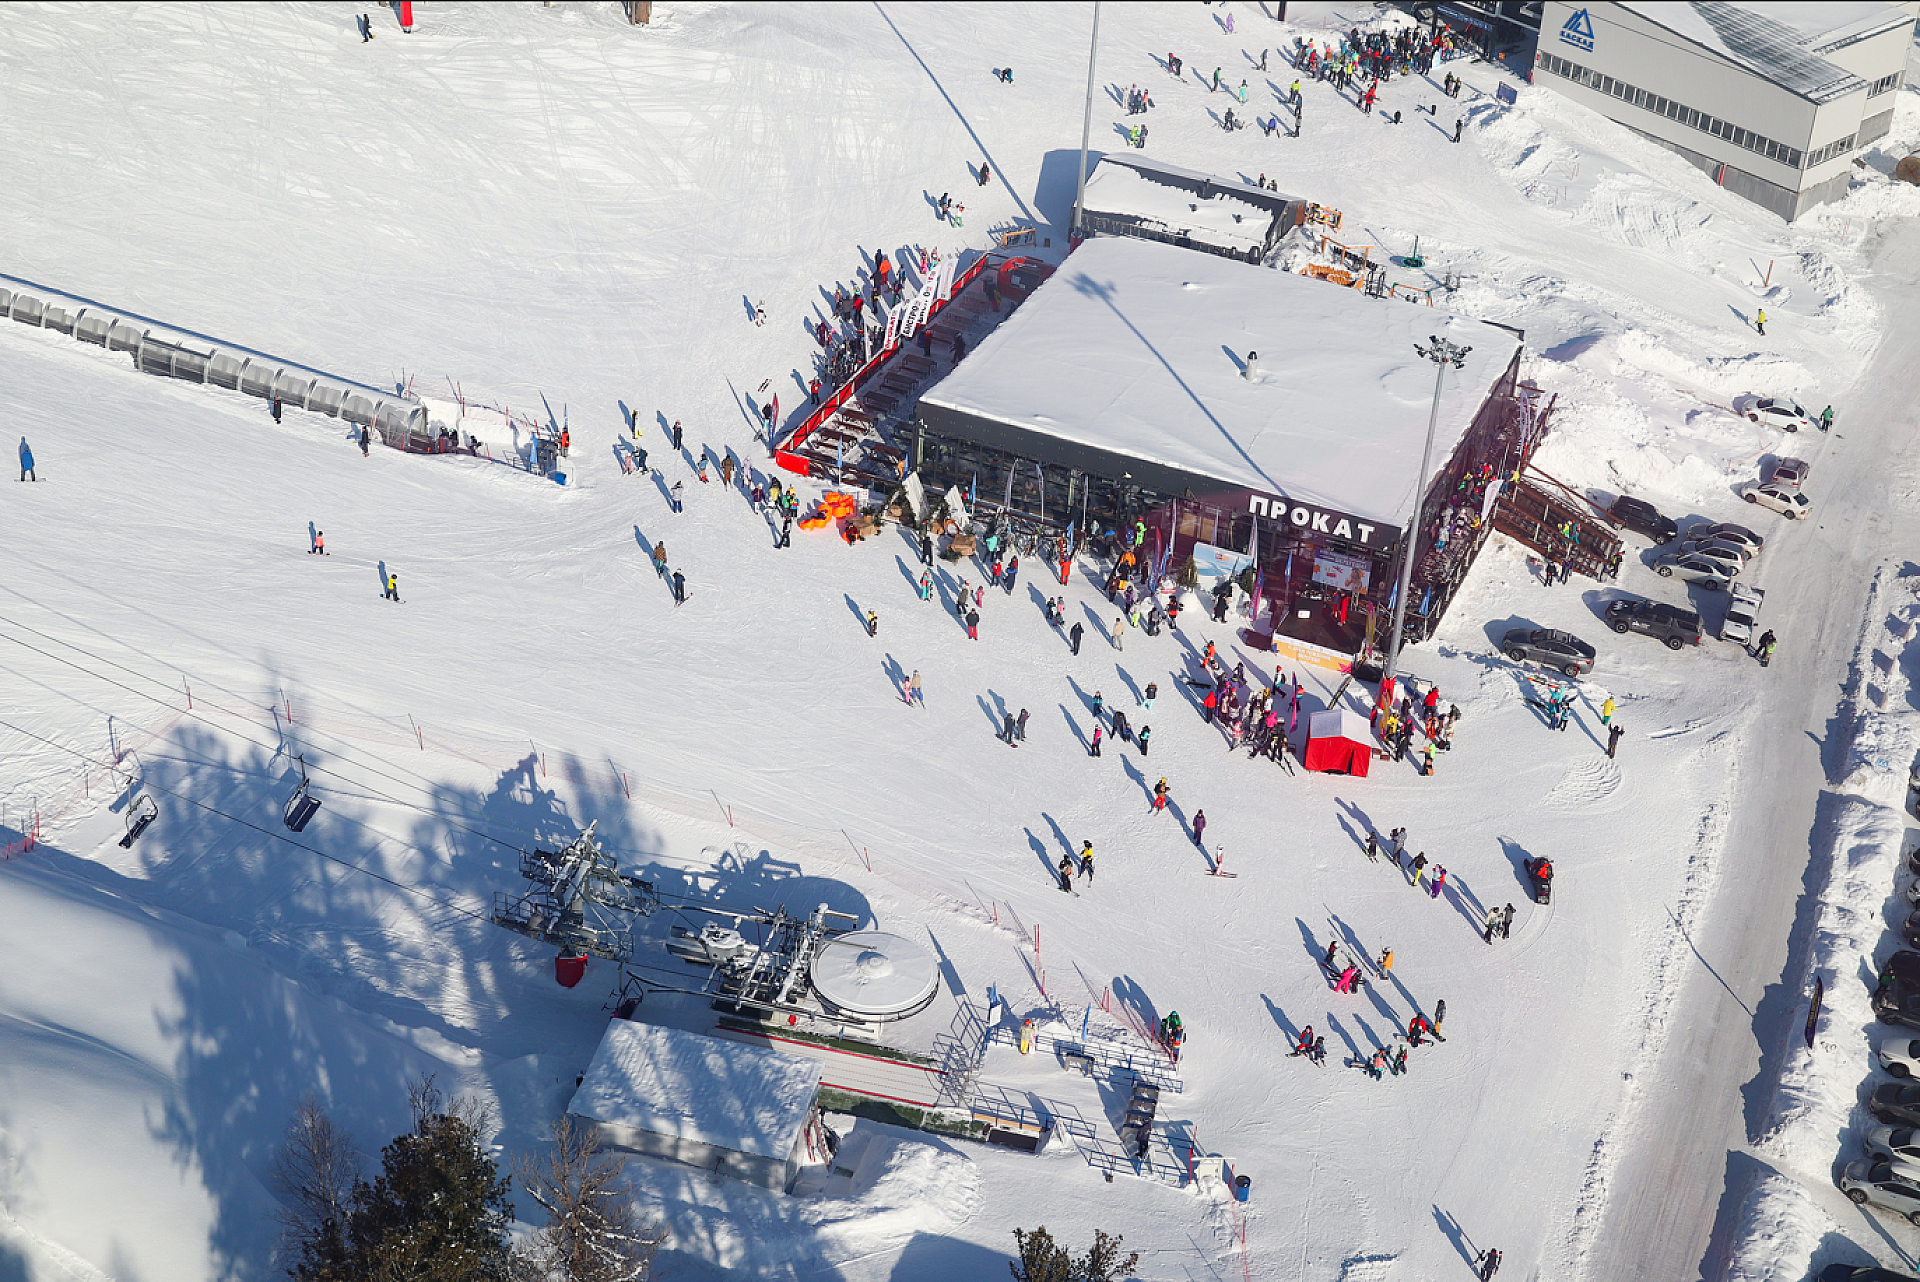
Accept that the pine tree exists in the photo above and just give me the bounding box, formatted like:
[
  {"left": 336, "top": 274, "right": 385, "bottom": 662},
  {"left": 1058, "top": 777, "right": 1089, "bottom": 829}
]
[
  {"left": 1009, "top": 1226, "right": 1071, "bottom": 1282},
  {"left": 329, "top": 1077, "right": 515, "bottom": 1282},
  {"left": 1074, "top": 1229, "right": 1139, "bottom": 1282},
  {"left": 1176, "top": 556, "right": 1201, "bottom": 592},
  {"left": 515, "top": 1115, "right": 665, "bottom": 1282}
]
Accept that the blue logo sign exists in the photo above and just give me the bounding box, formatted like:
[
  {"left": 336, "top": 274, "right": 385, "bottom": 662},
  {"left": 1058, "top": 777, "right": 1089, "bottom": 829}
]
[{"left": 1560, "top": 7, "right": 1595, "bottom": 53}]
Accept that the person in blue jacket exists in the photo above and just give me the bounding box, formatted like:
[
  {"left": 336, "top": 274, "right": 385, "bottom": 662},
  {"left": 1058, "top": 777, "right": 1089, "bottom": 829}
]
[{"left": 18, "top": 437, "right": 34, "bottom": 482}]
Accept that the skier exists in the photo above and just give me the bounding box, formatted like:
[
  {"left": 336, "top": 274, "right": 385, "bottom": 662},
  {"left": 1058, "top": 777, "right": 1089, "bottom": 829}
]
[
  {"left": 1079, "top": 840, "right": 1095, "bottom": 881},
  {"left": 1290, "top": 1025, "right": 1315, "bottom": 1057},
  {"left": 1755, "top": 307, "right": 1767, "bottom": 337},
  {"left": 1364, "top": 830, "right": 1379, "bottom": 862},
  {"left": 310, "top": 530, "right": 327, "bottom": 555},
  {"left": 1069, "top": 621, "right": 1084, "bottom": 655},
  {"left": 1138, "top": 724, "right": 1151, "bottom": 755},
  {"left": 902, "top": 671, "right": 918, "bottom": 705},
  {"left": 1090, "top": 725, "right": 1103, "bottom": 757},
  {"left": 865, "top": 609, "right": 878, "bottom": 637},
  {"left": 18, "top": 436, "right": 35, "bottom": 481},
  {"left": 1192, "top": 809, "right": 1207, "bottom": 846},
  {"left": 1016, "top": 708, "right": 1029, "bottom": 741},
  {"left": 1057, "top": 854, "right": 1075, "bottom": 893},
  {"left": 1336, "top": 964, "right": 1360, "bottom": 994},
  {"left": 1607, "top": 722, "right": 1624, "bottom": 760},
  {"left": 671, "top": 570, "right": 687, "bottom": 605},
  {"left": 1152, "top": 777, "right": 1169, "bottom": 812},
  {"left": 670, "top": 480, "right": 684, "bottom": 513},
  {"left": 1476, "top": 1248, "right": 1502, "bottom": 1280},
  {"left": 1111, "top": 617, "right": 1125, "bottom": 651},
  {"left": 383, "top": 571, "right": 399, "bottom": 602},
  {"left": 1323, "top": 939, "right": 1340, "bottom": 971}
]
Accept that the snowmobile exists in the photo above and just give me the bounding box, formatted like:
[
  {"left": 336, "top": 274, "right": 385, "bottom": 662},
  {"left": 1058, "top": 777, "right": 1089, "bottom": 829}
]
[{"left": 1524, "top": 856, "right": 1553, "bottom": 905}]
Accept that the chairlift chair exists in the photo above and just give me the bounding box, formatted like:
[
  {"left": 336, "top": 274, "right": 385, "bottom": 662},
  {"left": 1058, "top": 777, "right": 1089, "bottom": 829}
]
[
  {"left": 119, "top": 793, "right": 158, "bottom": 848},
  {"left": 284, "top": 755, "right": 322, "bottom": 832}
]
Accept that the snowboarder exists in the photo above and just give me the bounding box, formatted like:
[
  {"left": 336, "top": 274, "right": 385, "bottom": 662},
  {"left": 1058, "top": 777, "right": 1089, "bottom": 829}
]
[
  {"left": 1192, "top": 810, "right": 1207, "bottom": 846},
  {"left": 1069, "top": 621, "right": 1084, "bottom": 655},
  {"left": 310, "top": 530, "right": 326, "bottom": 555},
  {"left": 1137, "top": 724, "right": 1151, "bottom": 755},
  {"left": 1079, "top": 841, "right": 1095, "bottom": 880},
  {"left": 1090, "top": 725, "right": 1103, "bottom": 757},
  {"left": 18, "top": 436, "right": 35, "bottom": 481},
  {"left": 1057, "top": 854, "right": 1075, "bottom": 892},
  {"left": 1607, "top": 722, "right": 1624, "bottom": 760},
  {"left": 671, "top": 571, "right": 687, "bottom": 605},
  {"left": 865, "top": 609, "right": 878, "bottom": 637},
  {"left": 383, "top": 571, "right": 399, "bottom": 602},
  {"left": 1755, "top": 307, "right": 1767, "bottom": 336},
  {"left": 358, "top": 13, "right": 373, "bottom": 41},
  {"left": 670, "top": 480, "right": 684, "bottom": 513}
]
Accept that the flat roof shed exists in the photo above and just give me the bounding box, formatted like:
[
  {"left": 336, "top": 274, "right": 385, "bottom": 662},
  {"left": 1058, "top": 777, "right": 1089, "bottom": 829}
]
[{"left": 566, "top": 1020, "right": 823, "bottom": 1191}]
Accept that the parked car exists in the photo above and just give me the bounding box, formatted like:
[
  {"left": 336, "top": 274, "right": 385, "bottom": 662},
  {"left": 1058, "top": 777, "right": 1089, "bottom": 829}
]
[
  {"left": 1840, "top": 1158, "right": 1920, "bottom": 1225},
  {"left": 1742, "top": 481, "right": 1813, "bottom": 520},
  {"left": 1721, "top": 583, "right": 1765, "bottom": 645},
  {"left": 1608, "top": 495, "right": 1678, "bottom": 544},
  {"left": 1901, "top": 904, "right": 1920, "bottom": 950},
  {"left": 1882, "top": 1037, "right": 1920, "bottom": 1078},
  {"left": 1871, "top": 1084, "right": 1920, "bottom": 1127},
  {"left": 1877, "top": 972, "right": 1920, "bottom": 1031},
  {"left": 1866, "top": 1125, "right": 1920, "bottom": 1167},
  {"left": 1734, "top": 394, "right": 1815, "bottom": 433},
  {"left": 1820, "top": 1267, "right": 1920, "bottom": 1282},
  {"left": 1689, "top": 521, "right": 1765, "bottom": 556},
  {"left": 1654, "top": 552, "right": 1739, "bottom": 590},
  {"left": 1500, "top": 627, "right": 1596, "bottom": 677},
  {"left": 1676, "top": 537, "right": 1752, "bottom": 570},
  {"left": 1768, "top": 457, "right": 1810, "bottom": 489},
  {"left": 1883, "top": 952, "right": 1920, "bottom": 983},
  {"left": 1605, "top": 597, "right": 1703, "bottom": 649}
]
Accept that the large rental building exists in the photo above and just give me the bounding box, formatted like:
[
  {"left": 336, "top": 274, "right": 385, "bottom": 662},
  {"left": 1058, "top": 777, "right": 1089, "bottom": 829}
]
[{"left": 1533, "top": 1, "right": 1916, "bottom": 220}]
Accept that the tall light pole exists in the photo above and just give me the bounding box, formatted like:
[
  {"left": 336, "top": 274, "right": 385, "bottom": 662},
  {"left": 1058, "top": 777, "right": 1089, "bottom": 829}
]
[
  {"left": 1071, "top": 2, "right": 1101, "bottom": 238},
  {"left": 1380, "top": 335, "right": 1471, "bottom": 695}
]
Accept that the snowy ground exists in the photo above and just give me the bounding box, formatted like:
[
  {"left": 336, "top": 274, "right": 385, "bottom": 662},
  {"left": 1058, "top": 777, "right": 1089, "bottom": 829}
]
[{"left": 1, "top": 3, "right": 1918, "bottom": 1279}]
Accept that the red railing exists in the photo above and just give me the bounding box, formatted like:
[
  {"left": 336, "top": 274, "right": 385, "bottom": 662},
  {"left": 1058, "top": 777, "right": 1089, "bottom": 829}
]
[{"left": 774, "top": 253, "right": 997, "bottom": 477}]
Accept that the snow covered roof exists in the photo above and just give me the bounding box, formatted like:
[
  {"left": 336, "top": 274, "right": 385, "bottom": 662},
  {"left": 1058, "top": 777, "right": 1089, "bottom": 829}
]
[
  {"left": 917, "top": 236, "right": 1521, "bottom": 539},
  {"left": 567, "top": 1021, "right": 821, "bottom": 1159},
  {"left": 1078, "top": 155, "right": 1300, "bottom": 256},
  {"left": 1615, "top": 2, "right": 1906, "bottom": 101},
  {"left": 1307, "top": 708, "right": 1374, "bottom": 743}
]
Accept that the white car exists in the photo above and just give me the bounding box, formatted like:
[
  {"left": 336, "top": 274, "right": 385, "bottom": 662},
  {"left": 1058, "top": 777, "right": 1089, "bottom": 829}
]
[
  {"left": 1654, "top": 551, "right": 1739, "bottom": 590},
  {"left": 1677, "top": 538, "right": 1751, "bottom": 571},
  {"left": 1883, "top": 1037, "right": 1920, "bottom": 1078},
  {"left": 1721, "top": 582, "right": 1765, "bottom": 645},
  {"left": 1840, "top": 1158, "right": 1920, "bottom": 1225},
  {"left": 1741, "top": 481, "right": 1813, "bottom": 520},
  {"left": 1866, "top": 1124, "right": 1920, "bottom": 1165},
  {"left": 1735, "top": 394, "right": 1814, "bottom": 433}
]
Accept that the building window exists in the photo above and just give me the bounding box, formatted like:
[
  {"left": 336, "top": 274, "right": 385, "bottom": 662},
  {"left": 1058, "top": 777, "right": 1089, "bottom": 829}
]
[
  {"left": 1868, "top": 71, "right": 1902, "bottom": 98},
  {"left": 1536, "top": 52, "right": 1802, "bottom": 168}
]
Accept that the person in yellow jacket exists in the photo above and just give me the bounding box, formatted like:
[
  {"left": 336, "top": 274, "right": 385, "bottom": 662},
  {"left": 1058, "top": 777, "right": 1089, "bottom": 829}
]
[
  {"left": 1755, "top": 308, "right": 1767, "bottom": 336},
  {"left": 383, "top": 572, "right": 399, "bottom": 602},
  {"left": 1601, "top": 697, "right": 1615, "bottom": 725}
]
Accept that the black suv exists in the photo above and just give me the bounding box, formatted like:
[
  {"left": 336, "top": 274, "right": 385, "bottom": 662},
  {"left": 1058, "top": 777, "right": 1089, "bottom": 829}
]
[
  {"left": 1604, "top": 597, "right": 1702, "bottom": 650},
  {"left": 1609, "top": 495, "right": 1678, "bottom": 544}
]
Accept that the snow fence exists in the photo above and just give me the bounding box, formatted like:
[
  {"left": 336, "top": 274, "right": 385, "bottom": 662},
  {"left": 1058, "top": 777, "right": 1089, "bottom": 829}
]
[{"left": 0, "top": 272, "right": 428, "bottom": 449}]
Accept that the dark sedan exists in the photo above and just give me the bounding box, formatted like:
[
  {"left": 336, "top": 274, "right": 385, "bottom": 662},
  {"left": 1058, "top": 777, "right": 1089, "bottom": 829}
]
[
  {"left": 1500, "top": 627, "right": 1596, "bottom": 677},
  {"left": 1870, "top": 1083, "right": 1920, "bottom": 1127}
]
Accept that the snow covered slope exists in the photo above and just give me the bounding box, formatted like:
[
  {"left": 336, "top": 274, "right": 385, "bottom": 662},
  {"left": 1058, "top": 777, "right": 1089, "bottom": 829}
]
[{"left": 1, "top": 3, "right": 1917, "bottom": 1279}]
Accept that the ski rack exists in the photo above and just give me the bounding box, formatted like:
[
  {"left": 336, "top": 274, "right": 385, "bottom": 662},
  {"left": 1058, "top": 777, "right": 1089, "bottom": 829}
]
[
  {"left": 986, "top": 1021, "right": 1183, "bottom": 1093},
  {"left": 491, "top": 821, "right": 660, "bottom": 962}
]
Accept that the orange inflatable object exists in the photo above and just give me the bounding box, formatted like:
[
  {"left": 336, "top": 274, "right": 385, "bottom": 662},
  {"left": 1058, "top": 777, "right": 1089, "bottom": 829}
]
[{"left": 798, "top": 491, "right": 860, "bottom": 530}]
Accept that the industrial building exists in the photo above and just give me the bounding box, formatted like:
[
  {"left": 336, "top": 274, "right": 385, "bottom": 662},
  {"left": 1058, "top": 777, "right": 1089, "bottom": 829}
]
[{"left": 1532, "top": 1, "right": 1916, "bottom": 220}]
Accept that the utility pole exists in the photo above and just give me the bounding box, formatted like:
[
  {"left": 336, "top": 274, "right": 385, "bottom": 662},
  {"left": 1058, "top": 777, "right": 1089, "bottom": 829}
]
[
  {"left": 1072, "top": 2, "right": 1102, "bottom": 239},
  {"left": 1379, "top": 335, "right": 1471, "bottom": 711}
]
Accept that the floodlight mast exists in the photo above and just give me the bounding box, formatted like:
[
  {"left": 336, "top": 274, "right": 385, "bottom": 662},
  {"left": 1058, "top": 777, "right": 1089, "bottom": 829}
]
[
  {"left": 1380, "top": 336, "right": 1472, "bottom": 691},
  {"left": 1071, "top": 2, "right": 1101, "bottom": 239}
]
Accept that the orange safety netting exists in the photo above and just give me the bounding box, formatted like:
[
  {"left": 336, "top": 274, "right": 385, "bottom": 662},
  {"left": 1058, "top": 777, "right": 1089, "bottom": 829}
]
[{"left": 797, "top": 491, "right": 860, "bottom": 530}]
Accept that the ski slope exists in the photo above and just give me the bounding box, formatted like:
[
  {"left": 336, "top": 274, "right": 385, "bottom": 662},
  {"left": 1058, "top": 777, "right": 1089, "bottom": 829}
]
[{"left": 1, "top": 3, "right": 1918, "bottom": 1279}]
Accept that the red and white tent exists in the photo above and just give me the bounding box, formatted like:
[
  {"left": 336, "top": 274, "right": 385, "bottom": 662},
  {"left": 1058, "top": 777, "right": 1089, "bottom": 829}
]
[{"left": 1303, "top": 708, "right": 1376, "bottom": 777}]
